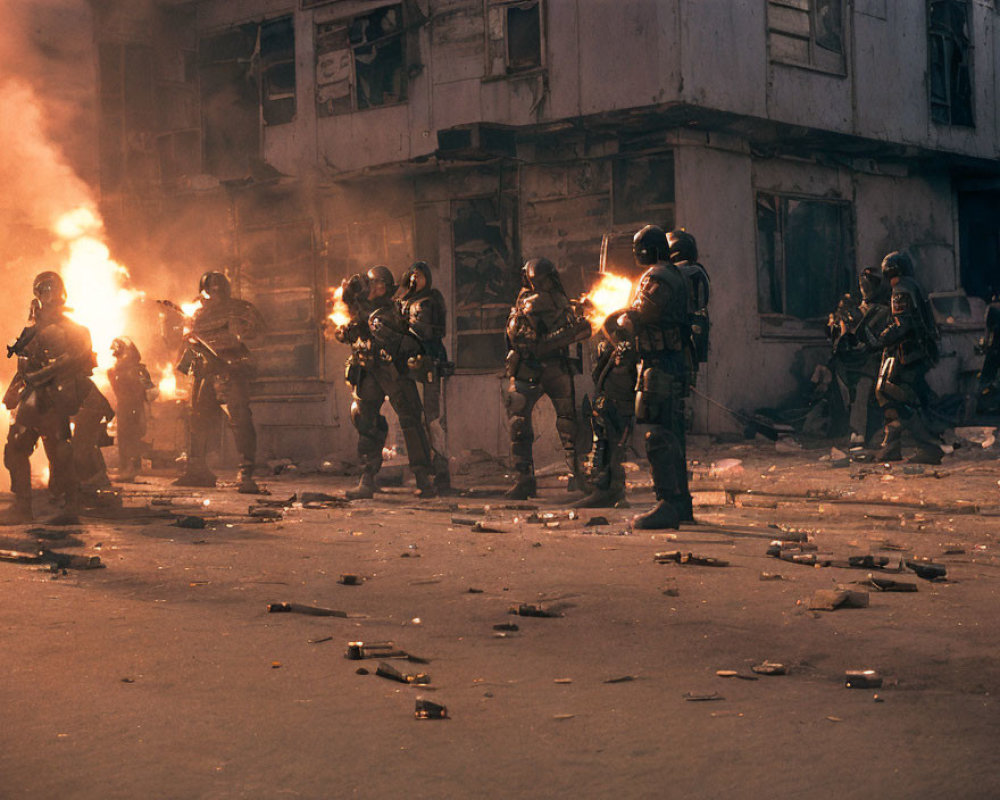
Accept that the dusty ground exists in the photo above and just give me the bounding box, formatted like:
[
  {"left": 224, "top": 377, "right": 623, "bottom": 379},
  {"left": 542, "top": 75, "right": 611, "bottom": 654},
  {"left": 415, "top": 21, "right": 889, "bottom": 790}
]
[{"left": 1, "top": 440, "right": 1000, "bottom": 799}]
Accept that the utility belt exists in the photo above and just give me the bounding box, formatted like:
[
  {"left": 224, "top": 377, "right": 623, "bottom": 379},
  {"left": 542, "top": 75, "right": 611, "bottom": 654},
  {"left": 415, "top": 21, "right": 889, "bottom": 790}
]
[{"left": 505, "top": 348, "right": 581, "bottom": 382}]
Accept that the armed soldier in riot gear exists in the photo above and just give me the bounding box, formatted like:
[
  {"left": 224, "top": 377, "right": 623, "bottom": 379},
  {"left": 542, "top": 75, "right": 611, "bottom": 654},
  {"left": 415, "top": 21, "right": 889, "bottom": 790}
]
[
  {"left": 173, "top": 270, "right": 266, "bottom": 493},
  {"left": 666, "top": 229, "right": 710, "bottom": 378},
  {"left": 336, "top": 266, "right": 437, "bottom": 500},
  {"left": 2, "top": 272, "right": 96, "bottom": 524},
  {"left": 398, "top": 260, "right": 452, "bottom": 492},
  {"left": 108, "top": 337, "right": 156, "bottom": 482},
  {"left": 828, "top": 268, "right": 891, "bottom": 445},
  {"left": 617, "top": 225, "right": 694, "bottom": 530},
  {"left": 503, "top": 257, "right": 591, "bottom": 500},
  {"left": 866, "top": 251, "right": 944, "bottom": 464},
  {"left": 574, "top": 312, "right": 638, "bottom": 509}
]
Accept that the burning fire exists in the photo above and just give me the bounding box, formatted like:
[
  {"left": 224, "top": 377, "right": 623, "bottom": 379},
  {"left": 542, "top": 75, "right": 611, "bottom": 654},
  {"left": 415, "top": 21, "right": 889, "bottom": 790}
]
[
  {"left": 158, "top": 362, "right": 179, "bottom": 400},
  {"left": 582, "top": 273, "right": 634, "bottom": 329},
  {"left": 56, "top": 206, "right": 142, "bottom": 377},
  {"left": 327, "top": 286, "right": 351, "bottom": 328},
  {"left": 181, "top": 299, "right": 203, "bottom": 319}
]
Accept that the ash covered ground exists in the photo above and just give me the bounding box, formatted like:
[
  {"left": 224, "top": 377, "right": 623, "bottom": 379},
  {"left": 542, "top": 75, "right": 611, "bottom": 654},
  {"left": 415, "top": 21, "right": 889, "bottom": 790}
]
[{"left": 1, "top": 438, "right": 999, "bottom": 799}]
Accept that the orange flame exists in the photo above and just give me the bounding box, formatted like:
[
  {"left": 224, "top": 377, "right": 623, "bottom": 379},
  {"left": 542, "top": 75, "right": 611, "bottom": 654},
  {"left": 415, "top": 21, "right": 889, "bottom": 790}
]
[
  {"left": 157, "top": 363, "right": 179, "bottom": 400},
  {"left": 583, "top": 273, "right": 634, "bottom": 329},
  {"left": 56, "top": 206, "right": 143, "bottom": 379},
  {"left": 326, "top": 286, "right": 351, "bottom": 328}
]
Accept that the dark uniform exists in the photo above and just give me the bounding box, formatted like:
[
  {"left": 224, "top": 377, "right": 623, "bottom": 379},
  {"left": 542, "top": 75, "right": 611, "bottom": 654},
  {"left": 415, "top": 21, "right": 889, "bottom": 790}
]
[
  {"left": 2, "top": 272, "right": 95, "bottom": 524},
  {"left": 398, "top": 261, "right": 452, "bottom": 491},
  {"left": 174, "top": 271, "right": 265, "bottom": 493},
  {"left": 667, "top": 230, "right": 710, "bottom": 378},
  {"left": 869, "top": 252, "right": 943, "bottom": 464},
  {"left": 108, "top": 337, "right": 155, "bottom": 481},
  {"left": 827, "top": 268, "right": 890, "bottom": 445},
  {"left": 575, "top": 314, "right": 638, "bottom": 508},
  {"left": 621, "top": 226, "right": 694, "bottom": 530},
  {"left": 976, "top": 298, "right": 1000, "bottom": 414},
  {"left": 71, "top": 379, "right": 115, "bottom": 489},
  {"left": 337, "top": 267, "right": 436, "bottom": 499},
  {"left": 503, "top": 258, "right": 591, "bottom": 500}
]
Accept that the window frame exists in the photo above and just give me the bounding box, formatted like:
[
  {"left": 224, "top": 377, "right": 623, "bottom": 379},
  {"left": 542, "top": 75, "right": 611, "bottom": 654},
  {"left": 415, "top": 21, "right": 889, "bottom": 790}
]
[
  {"left": 767, "top": 0, "right": 848, "bottom": 77},
  {"left": 927, "top": 0, "right": 976, "bottom": 128},
  {"left": 315, "top": 3, "right": 408, "bottom": 117},
  {"left": 483, "top": 0, "right": 546, "bottom": 80},
  {"left": 755, "top": 190, "right": 855, "bottom": 340}
]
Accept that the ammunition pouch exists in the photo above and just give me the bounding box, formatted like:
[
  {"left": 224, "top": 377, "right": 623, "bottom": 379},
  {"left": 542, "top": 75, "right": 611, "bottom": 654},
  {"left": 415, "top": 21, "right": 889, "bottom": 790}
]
[
  {"left": 505, "top": 348, "right": 543, "bottom": 381},
  {"left": 636, "top": 325, "right": 683, "bottom": 355},
  {"left": 407, "top": 353, "right": 435, "bottom": 384}
]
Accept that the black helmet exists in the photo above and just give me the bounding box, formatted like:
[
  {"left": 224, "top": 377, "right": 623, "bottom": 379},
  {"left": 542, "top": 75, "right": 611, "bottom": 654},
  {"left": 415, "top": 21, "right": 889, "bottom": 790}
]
[
  {"left": 405, "top": 260, "right": 432, "bottom": 292},
  {"left": 666, "top": 229, "right": 698, "bottom": 264},
  {"left": 199, "top": 270, "right": 231, "bottom": 301},
  {"left": 880, "top": 251, "right": 914, "bottom": 281},
  {"left": 33, "top": 271, "right": 67, "bottom": 308},
  {"left": 366, "top": 265, "right": 396, "bottom": 295},
  {"left": 633, "top": 225, "right": 668, "bottom": 266},
  {"left": 523, "top": 258, "right": 558, "bottom": 291},
  {"left": 858, "top": 268, "right": 885, "bottom": 303}
]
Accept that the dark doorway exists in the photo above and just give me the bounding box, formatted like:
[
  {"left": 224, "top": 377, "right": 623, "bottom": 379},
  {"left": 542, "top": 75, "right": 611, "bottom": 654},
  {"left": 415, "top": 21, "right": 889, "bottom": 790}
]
[{"left": 959, "top": 190, "right": 1000, "bottom": 300}]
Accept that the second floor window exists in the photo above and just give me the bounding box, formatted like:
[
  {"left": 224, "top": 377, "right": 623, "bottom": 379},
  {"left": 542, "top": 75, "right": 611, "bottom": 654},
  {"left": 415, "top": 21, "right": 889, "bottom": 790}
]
[
  {"left": 485, "top": 0, "right": 543, "bottom": 77},
  {"left": 316, "top": 4, "right": 407, "bottom": 116},
  {"left": 928, "top": 0, "right": 974, "bottom": 127},
  {"left": 767, "top": 0, "right": 846, "bottom": 75}
]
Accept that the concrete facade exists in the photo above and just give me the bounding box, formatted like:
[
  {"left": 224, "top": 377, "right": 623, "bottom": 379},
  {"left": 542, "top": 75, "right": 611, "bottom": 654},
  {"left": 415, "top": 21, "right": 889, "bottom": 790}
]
[{"left": 94, "top": 0, "right": 1000, "bottom": 464}]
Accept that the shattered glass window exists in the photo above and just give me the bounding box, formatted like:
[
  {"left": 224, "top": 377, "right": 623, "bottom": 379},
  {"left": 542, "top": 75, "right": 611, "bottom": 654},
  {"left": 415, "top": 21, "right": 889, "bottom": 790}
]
[
  {"left": 452, "top": 197, "right": 519, "bottom": 369},
  {"left": 316, "top": 4, "right": 406, "bottom": 116},
  {"left": 757, "top": 193, "right": 853, "bottom": 323},
  {"left": 928, "top": 0, "right": 974, "bottom": 127},
  {"left": 261, "top": 17, "right": 296, "bottom": 126}
]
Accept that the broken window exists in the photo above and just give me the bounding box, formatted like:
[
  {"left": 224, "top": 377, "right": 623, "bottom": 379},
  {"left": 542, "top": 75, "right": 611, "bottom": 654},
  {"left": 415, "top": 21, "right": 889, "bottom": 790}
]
[
  {"left": 928, "top": 0, "right": 974, "bottom": 127},
  {"left": 485, "top": 0, "right": 543, "bottom": 77},
  {"left": 316, "top": 4, "right": 406, "bottom": 116},
  {"left": 612, "top": 155, "right": 675, "bottom": 228},
  {"left": 261, "top": 17, "right": 297, "bottom": 126},
  {"left": 452, "top": 197, "right": 520, "bottom": 370},
  {"left": 200, "top": 16, "right": 296, "bottom": 179},
  {"left": 756, "top": 193, "right": 853, "bottom": 325},
  {"left": 767, "top": 0, "right": 846, "bottom": 74}
]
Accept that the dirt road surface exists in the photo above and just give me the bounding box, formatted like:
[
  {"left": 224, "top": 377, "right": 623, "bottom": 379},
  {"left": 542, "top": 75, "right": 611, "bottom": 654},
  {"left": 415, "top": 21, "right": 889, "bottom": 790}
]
[{"left": 2, "top": 440, "right": 999, "bottom": 799}]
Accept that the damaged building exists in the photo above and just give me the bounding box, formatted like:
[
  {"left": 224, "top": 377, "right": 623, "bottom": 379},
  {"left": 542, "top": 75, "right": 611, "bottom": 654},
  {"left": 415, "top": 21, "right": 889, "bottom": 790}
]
[{"left": 92, "top": 0, "right": 1000, "bottom": 464}]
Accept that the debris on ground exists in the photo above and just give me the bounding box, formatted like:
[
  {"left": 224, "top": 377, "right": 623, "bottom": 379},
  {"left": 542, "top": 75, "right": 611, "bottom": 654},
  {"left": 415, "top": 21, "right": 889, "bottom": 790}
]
[
  {"left": 684, "top": 692, "right": 724, "bottom": 701},
  {"left": 751, "top": 661, "right": 786, "bottom": 675},
  {"left": 604, "top": 675, "right": 636, "bottom": 684},
  {"left": 905, "top": 558, "right": 947, "bottom": 580},
  {"left": 716, "top": 670, "right": 758, "bottom": 681},
  {"left": 267, "top": 602, "right": 348, "bottom": 617},
  {"left": 172, "top": 515, "right": 207, "bottom": 529},
  {"left": 248, "top": 507, "right": 283, "bottom": 520},
  {"left": 807, "top": 589, "right": 869, "bottom": 611},
  {"left": 338, "top": 574, "right": 363, "bottom": 585},
  {"left": 471, "top": 522, "right": 505, "bottom": 533},
  {"left": 509, "top": 603, "right": 561, "bottom": 618},
  {"left": 759, "top": 572, "right": 784, "bottom": 581},
  {"left": 345, "top": 641, "right": 428, "bottom": 663},
  {"left": 584, "top": 516, "right": 610, "bottom": 527},
  {"left": 414, "top": 698, "right": 447, "bottom": 720},
  {"left": 654, "top": 551, "right": 729, "bottom": 567},
  {"left": 375, "top": 661, "right": 431, "bottom": 685},
  {"left": 493, "top": 622, "right": 519, "bottom": 631},
  {"left": 864, "top": 576, "right": 918, "bottom": 592},
  {"left": 708, "top": 458, "right": 743, "bottom": 478},
  {"left": 0, "top": 547, "right": 103, "bottom": 570},
  {"left": 295, "top": 491, "right": 347, "bottom": 507},
  {"left": 845, "top": 669, "right": 883, "bottom": 689}
]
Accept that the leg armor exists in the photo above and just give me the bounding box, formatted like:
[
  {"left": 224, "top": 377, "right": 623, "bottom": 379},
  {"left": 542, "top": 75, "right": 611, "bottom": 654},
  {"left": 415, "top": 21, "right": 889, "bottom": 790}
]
[
  {"left": 352, "top": 372, "right": 389, "bottom": 476},
  {"left": 505, "top": 378, "right": 541, "bottom": 478},
  {"left": 542, "top": 363, "right": 581, "bottom": 481},
  {"left": 217, "top": 371, "right": 257, "bottom": 471}
]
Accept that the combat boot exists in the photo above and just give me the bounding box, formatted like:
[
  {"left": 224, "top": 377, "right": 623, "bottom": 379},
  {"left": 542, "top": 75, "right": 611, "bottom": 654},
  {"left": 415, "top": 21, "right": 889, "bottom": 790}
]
[
  {"left": 572, "top": 486, "right": 625, "bottom": 509},
  {"left": 173, "top": 464, "right": 218, "bottom": 488},
  {"left": 675, "top": 493, "right": 695, "bottom": 523},
  {"left": 874, "top": 444, "right": 903, "bottom": 462},
  {"left": 907, "top": 448, "right": 943, "bottom": 465},
  {"left": 632, "top": 500, "right": 680, "bottom": 530},
  {"left": 237, "top": 464, "right": 264, "bottom": 495},
  {"left": 504, "top": 473, "right": 537, "bottom": 500},
  {"left": 346, "top": 472, "right": 375, "bottom": 500},
  {"left": 414, "top": 471, "right": 437, "bottom": 499}
]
